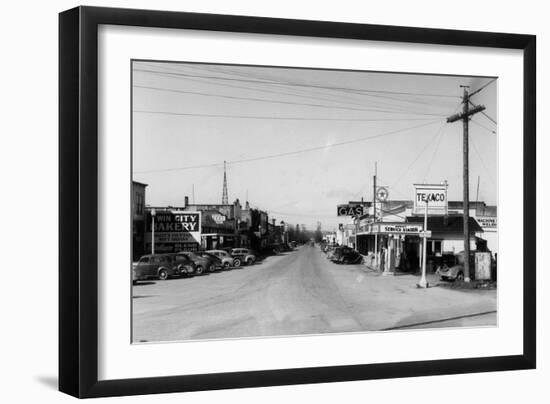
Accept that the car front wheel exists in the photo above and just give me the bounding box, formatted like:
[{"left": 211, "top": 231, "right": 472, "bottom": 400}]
[
  {"left": 208, "top": 264, "right": 216, "bottom": 273},
  {"left": 456, "top": 272, "right": 465, "bottom": 281},
  {"left": 195, "top": 265, "right": 204, "bottom": 275},
  {"left": 223, "top": 262, "right": 231, "bottom": 270},
  {"left": 233, "top": 258, "right": 241, "bottom": 267},
  {"left": 158, "top": 269, "right": 168, "bottom": 280}
]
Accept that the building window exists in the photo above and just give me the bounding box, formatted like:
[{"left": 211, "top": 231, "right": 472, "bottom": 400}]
[
  {"left": 427, "top": 240, "right": 442, "bottom": 256},
  {"left": 135, "top": 192, "right": 143, "bottom": 215}
]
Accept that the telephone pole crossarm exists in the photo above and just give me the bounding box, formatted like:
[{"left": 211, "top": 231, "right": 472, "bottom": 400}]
[{"left": 446, "top": 104, "right": 486, "bottom": 123}]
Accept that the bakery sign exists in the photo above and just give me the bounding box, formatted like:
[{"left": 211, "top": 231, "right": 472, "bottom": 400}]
[
  {"left": 413, "top": 183, "right": 448, "bottom": 215},
  {"left": 146, "top": 210, "right": 201, "bottom": 244}
]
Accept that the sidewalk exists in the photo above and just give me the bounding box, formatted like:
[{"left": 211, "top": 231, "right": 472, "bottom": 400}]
[{"left": 325, "top": 261, "right": 497, "bottom": 330}]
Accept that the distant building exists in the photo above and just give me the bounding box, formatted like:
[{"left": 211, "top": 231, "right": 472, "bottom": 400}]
[
  {"left": 132, "top": 181, "right": 148, "bottom": 260},
  {"left": 182, "top": 197, "right": 271, "bottom": 250}
]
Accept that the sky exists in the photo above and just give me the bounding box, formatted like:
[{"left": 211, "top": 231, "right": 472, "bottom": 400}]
[{"left": 132, "top": 61, "right": 497, "bottom": 231}]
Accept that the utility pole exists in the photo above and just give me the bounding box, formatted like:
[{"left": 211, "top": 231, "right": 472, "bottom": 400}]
[
  {"left": 447, "top": 86, "right": 486, "bottom": 282},
  {"left": 475, "top": 175, "right": 480, "bottom": 207},
  {"left": 373, "top": 161, "right": 378, "bottom": 269}
]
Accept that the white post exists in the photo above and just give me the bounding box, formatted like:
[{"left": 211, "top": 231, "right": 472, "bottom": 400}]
[
  {"left": 418, "top": 201, "right": 428, "bottom": 288},
  {"left": 383, "top": 235, "right": 393, "bottom": 275},
  {"left": 151, "top": 208, "right": 156, "bottom": 255},
  {"left": 374, "top": 232, "right": 378, "bottom": 269}
]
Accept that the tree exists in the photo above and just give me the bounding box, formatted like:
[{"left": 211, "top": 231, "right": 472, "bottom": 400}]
[{"left": 314, "top": 222, "right": 323, "bottom": 243}]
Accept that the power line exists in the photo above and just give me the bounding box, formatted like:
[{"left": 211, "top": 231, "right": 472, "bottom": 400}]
[
  {"left": 471, "top": 119, "right": 497, "bottom": 134},
  {"left": 470, "top": 136, "right": 496, "bottom": 185},
  {"left": 135, "top": 68, "right": 428, "bottom": 114},
  {"left": 133, "top": 109, "right": 440, "bottom": 122},
  {"left": 133, "top": 64, "right": 459, "bottom": 99},
  {"left": 135, "top": 68, "right": 368, "bottom": 110},
  {"left": 468, "top": 100, "right": 497, "bottom": 124},
  {"left": 374, "top": 177, "right": 411, "bottom": 200},
  {"left": 133, "top": 84, "right": 448, "bottom": 117},
  {"left": 133, "top": 120, "right": 441, "bottom": 174},
  {"left": 479, "top": 111, "right": 497, "bottom": 125},
  {"left": 422, "top": 125, "right": 447, "bottom": 183},
  {"left": 267, "top": 210, "right": 338, "bottom": 219},
  {"left": 388, "top": 122, "right": 448, "bottom": 190},
  {"left": 469, "top": 78, "right": 497, "bottom": 98},
  {"left": 135, "top": 66, "right": 456, "bottom": 113},
  {"left": 191, "top": 63, "right": 460, "bottom": 110}
]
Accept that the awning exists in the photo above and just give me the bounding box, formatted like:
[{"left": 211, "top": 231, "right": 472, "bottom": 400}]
[{"left": 405, "top": 215, "right": 483, "bottom": 233}]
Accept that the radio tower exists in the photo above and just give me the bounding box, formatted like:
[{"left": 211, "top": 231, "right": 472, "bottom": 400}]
[{"left": 221, "top": 160, "right": 229, "bottom": 205}]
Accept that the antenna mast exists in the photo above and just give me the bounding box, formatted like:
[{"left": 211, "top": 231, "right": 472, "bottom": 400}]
[{"left": 222, "top": 161, "right": 229, "bottom": 205}]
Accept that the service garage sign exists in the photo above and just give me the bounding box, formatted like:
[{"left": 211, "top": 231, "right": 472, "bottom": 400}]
[
  {"left": 413, "top": 183, "right": 448, "bottom": 215},
  {"left": 145, "top": 210, "right": 201, "bottom": 252}
]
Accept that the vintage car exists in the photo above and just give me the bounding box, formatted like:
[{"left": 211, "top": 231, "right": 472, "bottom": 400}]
[
  {"left": 230, "top": 248, "right": 256, "bottom": 266},
  {"left": 206, "top": 249, "right": 237, "bottom": 269},
  {"left": 437, "top": 264, "right": 466, "bottom": 281},
  {"left": 324, "top": 245, "right": 337, "bottom": 260},
  {"left": 330, "top": 246, "right": 363, "bottom": 264},
  {"left": 178, "top": 251, "right": 216, "bottom": 275},
  {"left": 133, "top": 253, "right": 195, "bottom": 281}
]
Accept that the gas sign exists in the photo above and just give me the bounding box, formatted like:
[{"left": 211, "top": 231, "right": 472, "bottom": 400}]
[
  {"left": 337, "top": 204, "right": 367, "bottom": 217},
  {"left": 413, "top": 183, "right": 448, "bottom": 215}
]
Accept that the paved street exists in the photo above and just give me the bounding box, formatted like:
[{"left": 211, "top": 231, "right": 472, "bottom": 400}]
[{"left": 132, "top": 245, "right": 496, "bottom": 342}]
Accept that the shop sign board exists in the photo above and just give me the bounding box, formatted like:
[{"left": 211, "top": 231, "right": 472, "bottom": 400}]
[
  {"left": 378, "top": 223, "right": 424, "bottom": 234},
  {"left": 337, "top": 203, "right": 368, "bottom": 216},
  {"left": 145, "top": 242, "right": 199, "bottom": 253},
  {"left": 212, "top": 214, "right": 226, "bottom": 224},
  {"left": 476, "top": 216, "right": 497, "bottom": 231},
  {"left": 145, "top": 211, "right": 201, "bottom": 250},
  {"left": 413, "top": 183, "right": 448, "bottom": 215}
]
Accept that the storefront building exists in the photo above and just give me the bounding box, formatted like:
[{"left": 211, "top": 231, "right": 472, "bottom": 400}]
[
  {"left": 405, "top": 215, "right": 483, "bottom": 272},
  {"left": 132, "top": 181, "right": 147, "bottom": 260},
  {"left": 200, "top": 210, "right": 238, "bottom": 250},
  {"left": 345, "top": 182, "right": 490, "bottom": 273}
]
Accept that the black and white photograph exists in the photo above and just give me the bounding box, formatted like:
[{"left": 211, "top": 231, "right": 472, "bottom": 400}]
[{"left": 131, "top": 60, "right": 498, "bottom": 343}]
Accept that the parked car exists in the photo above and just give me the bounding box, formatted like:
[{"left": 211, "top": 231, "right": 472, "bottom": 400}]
[
  {"left": 206, "top": 249, "right": 237, "bottom": 269},
  {"left": 134, "top": 253, "right": 194, "bottom": 281},
  {"left": 432, "top": 253, "right": 457, "bottom": 272},
  {"left": 172, "top": 253, "right": 197, "bottom": 276},
  {"left": 132, "top": 261, "right": 138, "bottom": 284},
  {"left": 437, "top": 264, "right": 466, "bottom": 281},
  {"left": 267, "top": 243, "right": 282, "bottom": 255},
  {"left": 198, "top": 251, "right": 223, "bottom": 271},
  {"left": 330, "top": 246, "right": 362, "bottom": 264},
  {"left": 230, "top": 248, "right": 256, "bottom": 266},
  {"left": 325, "top": 245, "right": 336, "bottom": 260},
  {"left": 437, "top": 251, "right": 497, "bottom": 281},
  {"left": 178, "top": 251, "right": 216, "bottom": 275},
  {"left": 281, "top": 243, "right": 293, "bottom": 252}
]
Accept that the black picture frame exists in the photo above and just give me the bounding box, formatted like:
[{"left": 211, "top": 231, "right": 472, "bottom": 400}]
[{"left": 59, "top": 5, "right": 536, "bottom": 398}]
